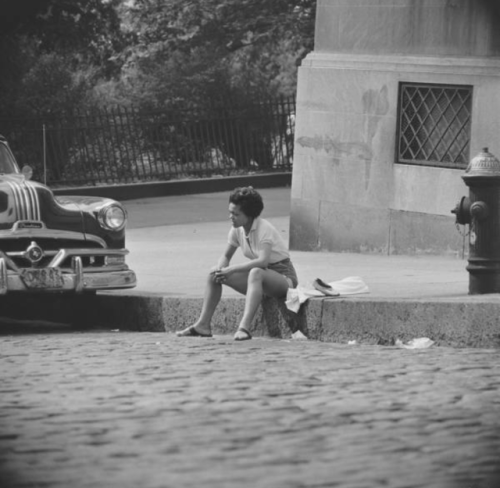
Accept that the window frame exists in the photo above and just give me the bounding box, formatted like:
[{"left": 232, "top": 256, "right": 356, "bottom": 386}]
[{"left": 395, "top": 82, "right": 473, "bottom": 170}]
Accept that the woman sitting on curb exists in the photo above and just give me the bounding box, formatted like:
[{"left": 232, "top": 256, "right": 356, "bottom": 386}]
[{"left": 176, "top": 186, "right": 299, "bottom": 341}]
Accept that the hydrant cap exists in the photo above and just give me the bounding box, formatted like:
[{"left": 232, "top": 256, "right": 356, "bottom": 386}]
[{"left": 465, "top": 148, "right": 500, "bottom": 177}]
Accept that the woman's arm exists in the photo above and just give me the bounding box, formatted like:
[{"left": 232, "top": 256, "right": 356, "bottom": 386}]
[
  {"left": 216, "top": 243, "right": 237, "bottom": 269},
  {"left": 221, "top": 242, "right": 272, "bottom": 276},
  {"left": 212, "top": 244, "right": 238, "bottom": 283}
]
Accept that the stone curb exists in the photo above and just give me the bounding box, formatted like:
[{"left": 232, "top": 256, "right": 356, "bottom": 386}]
[{"left": 2, "top": 293, "right": 499, "bottom": 348}]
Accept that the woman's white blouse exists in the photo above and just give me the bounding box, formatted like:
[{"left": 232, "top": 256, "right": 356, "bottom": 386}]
[{"left": 228, "top": 217, "right": 289, "bottom": 263}]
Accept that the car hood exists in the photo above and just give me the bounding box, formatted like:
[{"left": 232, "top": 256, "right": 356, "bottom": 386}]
[
  {"left": 0, "top": 175, "right": 85, "bottom": 234},
  {"left": 55, "top": 195, "right": 126, "bottom": 249}
]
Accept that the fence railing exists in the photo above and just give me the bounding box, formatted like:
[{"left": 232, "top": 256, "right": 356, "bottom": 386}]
[{"left": 0, "top": 96, "right": 295, "bottom": 187}]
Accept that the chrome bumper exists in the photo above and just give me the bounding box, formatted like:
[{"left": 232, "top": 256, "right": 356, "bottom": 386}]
[{"left": 0, "top": 255, "right": 137, "bottom": 294}]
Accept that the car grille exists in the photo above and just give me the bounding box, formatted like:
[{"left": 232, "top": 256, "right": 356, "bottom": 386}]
[
  {"left": 0, "top": 238, "right": 104, "bottom": 269},
  {"left": 4, "top": 179, "right": 41, "bottom": 221}
]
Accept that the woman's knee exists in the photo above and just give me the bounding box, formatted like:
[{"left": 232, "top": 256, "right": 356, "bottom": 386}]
[
  {"left": 247, "top": 267, "right": 265, "bottom": 284},
  {"left": 207, "top": 267, "right": 218, "bottom": 283}
]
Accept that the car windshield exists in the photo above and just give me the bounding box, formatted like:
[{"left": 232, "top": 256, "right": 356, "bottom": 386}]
[{"left": 0, "top": 143, "right": 19, "bottom": 174}]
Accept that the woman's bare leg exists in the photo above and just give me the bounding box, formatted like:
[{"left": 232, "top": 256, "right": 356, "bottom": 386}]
[
  {"left": 176, "top": 271, "right": 222, "bottom": 336},
  {"left": 234, "top": 268, "right": 289, "bottom": 340},
  {"left": 177, "top": 267, "right": 289, "bottom": 339},
  {"left": 193, "top": 273, "right": 223, "bottom": 334},
  {"left": 177, "top": 270, "right": 249, "bottom": 336}
]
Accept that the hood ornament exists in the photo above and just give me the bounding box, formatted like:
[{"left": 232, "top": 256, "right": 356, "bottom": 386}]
[{"left": 25, "top": 241, "right": 44, "bottom": 264}]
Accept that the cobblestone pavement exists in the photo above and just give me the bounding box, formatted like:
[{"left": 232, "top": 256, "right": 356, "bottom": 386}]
[{"left": 1, "top": 329, "right": 500, "bottom": 488}]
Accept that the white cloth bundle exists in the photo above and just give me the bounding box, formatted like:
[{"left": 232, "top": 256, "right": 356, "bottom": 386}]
[{"left": 285, "top": 276, "right": 370, "bottom": 313}]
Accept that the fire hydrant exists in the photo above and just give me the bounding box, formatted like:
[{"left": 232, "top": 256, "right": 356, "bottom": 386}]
[{"left": 452, "top": 148, "right": 500, "bottom": 294}]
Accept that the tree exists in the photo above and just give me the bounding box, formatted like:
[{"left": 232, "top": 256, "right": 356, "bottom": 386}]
[
  {"left": 101, "top": 0, "right": 316, "bottom": 170},
  {"left": 0, "top": 0, "right": 317, "bottom": 114},
  {"left": 1, "top": 0, "right": 126, "bottom": 76},
  {"left": 126, "top": 0, "right": 315, "bottom": 56},
  {"left": 0, "top": 0, "right": 127, "bottom": 116},
  {"left": 113, "top": 0, "right": 316, "bottom": 109}
]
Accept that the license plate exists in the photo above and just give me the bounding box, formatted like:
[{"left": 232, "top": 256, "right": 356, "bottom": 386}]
[{"left": 20, "top": 268, "right": 64, "bottom": 289}]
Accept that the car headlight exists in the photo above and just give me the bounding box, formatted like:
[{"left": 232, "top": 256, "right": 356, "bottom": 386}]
[{"left": 98, "top": 204, "right": 127, "bottom": 231}]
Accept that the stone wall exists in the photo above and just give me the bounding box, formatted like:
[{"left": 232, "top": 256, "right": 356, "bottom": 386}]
[
  {"left": 315, "top": 0, "right": 500, "bottom": 57},
  {"left": 290, "top": 0, "right": 500, "bottom": 255}
]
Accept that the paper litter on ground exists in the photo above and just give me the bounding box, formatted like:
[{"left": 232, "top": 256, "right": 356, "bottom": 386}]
[
  {"left": 395, "top": 338, "right": 435, "bottom": 349},
  {"left": 291, "top": 330, "right": 308, "bottom": 340}
]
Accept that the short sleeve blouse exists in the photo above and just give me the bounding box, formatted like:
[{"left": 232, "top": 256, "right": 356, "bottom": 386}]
[{"left": 227, "top": 217, "right": 289, "bottom": 263}]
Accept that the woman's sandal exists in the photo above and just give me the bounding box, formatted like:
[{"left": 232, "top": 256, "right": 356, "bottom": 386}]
[
  {"left": 176, "top": 326, "right": 213, "bottom": 338},
  {"left": 234, "top": 327, "right": 252, "bottom": 341}
]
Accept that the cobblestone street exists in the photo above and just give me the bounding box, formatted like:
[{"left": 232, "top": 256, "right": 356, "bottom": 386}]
[{"left": 1, "top": 329, "right": 500, "bottom": 488}]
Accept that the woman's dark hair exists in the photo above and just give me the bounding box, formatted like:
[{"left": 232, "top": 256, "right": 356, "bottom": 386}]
[{"left": 229, "top": 186, "right": 264, "bottom": 218}]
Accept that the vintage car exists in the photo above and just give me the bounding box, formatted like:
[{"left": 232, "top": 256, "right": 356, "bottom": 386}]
[{"left": 0, "top": 134, "right": 136, "bottom": 293}]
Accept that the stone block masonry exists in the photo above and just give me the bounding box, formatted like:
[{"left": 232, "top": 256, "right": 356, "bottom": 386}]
[{"left": 2, "top": 293, "right": 500, "bottom": 348}]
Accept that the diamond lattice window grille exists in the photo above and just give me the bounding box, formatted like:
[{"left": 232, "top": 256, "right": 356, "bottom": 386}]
[{"left": 397, "top": 83, "right": 472, "bottom": 169}]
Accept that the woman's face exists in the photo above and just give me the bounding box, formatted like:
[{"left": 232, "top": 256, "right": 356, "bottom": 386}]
[{"left": 229, "top": 203, "right": 251, "bottom": 228}]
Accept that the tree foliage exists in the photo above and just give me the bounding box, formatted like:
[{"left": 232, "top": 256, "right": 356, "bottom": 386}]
[
  {"left": 1, "top": 0, "right": 126, "bottom": 75},
  {"left": 0, "top": 0, "right": 127, "bottom": 116},
  {"left": 0, "top": 0, "right": 316, "bottom": 116},
  {"left": 126, "top": 0, "right": 315, "bottom": 55},
  {"left": 109, "top": 0, "right": 315, "bottom": 112}
]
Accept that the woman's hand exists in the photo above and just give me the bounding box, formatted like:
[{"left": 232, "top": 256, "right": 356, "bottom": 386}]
[{"left": 213, "top": 267, "right": 233, "bottom": 284}]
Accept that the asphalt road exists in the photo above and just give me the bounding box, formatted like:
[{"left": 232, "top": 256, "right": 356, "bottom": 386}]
[
  {"left": 123, "top": 187, "right": 291, "bottom": 228},
  {"left": 1, "top": 329, "right": 500, "bottom": 488}
]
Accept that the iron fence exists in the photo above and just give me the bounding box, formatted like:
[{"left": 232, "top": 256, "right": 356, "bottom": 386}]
[{"left": 0, "top": 96, "right": 295, "bottom": 187}]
